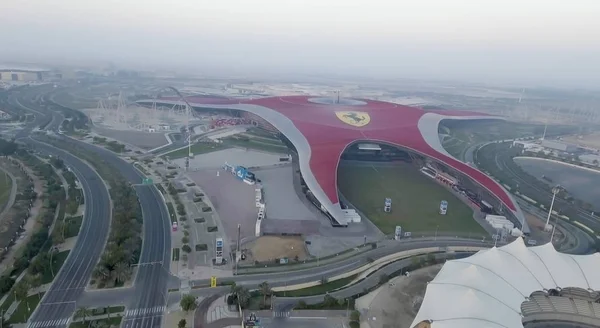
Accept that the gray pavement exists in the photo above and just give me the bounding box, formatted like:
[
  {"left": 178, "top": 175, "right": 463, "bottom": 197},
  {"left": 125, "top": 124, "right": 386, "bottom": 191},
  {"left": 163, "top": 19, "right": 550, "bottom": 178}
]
[
  {"left": 256, "top": 166, "right": 316, "bottom": 221},
  {"left": 0, "top": 166, "right": 17, "bottom": 218},
  {"left": 178, "top": 148, "right": 284, "bottom": 170},
  {"left": 257, "top": 317, "right": 346, "bottom": 328},
  {"left": 187, "top": 169, "right": 257, "bottom": 245}
]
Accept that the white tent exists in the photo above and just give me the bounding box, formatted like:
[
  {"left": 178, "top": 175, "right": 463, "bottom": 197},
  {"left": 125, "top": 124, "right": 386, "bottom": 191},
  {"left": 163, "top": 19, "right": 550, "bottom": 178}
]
[{"left": 411, "top": 238, "right": 600, "bottom": 328}]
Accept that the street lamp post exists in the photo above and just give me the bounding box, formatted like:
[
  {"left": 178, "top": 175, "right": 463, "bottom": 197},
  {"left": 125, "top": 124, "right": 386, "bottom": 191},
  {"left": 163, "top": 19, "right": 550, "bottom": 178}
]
[
  {"left": 545, "top": 186, "right": 561, "bottom": 232},
  {"left": 434, "top": 225, "right": 439, "bottom": 241}
]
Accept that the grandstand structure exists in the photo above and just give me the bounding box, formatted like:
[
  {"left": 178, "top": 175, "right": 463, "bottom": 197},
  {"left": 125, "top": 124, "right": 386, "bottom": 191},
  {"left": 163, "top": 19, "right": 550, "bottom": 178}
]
[
  {"left": 139, "top": 95, "right": 529, "bottom": 232},
  {"left": 411, "top": 238, "right": 600, "bottom": 328}
]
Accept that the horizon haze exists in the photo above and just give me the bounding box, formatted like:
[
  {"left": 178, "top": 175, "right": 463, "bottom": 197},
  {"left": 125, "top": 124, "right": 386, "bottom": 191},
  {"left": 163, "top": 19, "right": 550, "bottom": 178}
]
[{"left": 1, "top": 0, "right": 599, "bottom": 87}]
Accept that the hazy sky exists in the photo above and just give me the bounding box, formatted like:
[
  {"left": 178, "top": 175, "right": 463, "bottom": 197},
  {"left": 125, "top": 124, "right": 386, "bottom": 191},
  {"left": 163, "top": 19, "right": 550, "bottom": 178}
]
[{"left": 1, "top": 0, "right": 599, "bottom": 86}]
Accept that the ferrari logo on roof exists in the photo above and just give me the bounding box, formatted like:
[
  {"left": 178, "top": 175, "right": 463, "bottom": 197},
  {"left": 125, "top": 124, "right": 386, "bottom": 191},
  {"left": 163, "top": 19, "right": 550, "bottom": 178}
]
[{"left": 335, "top": 111, "right": 370, "bottom": 127}]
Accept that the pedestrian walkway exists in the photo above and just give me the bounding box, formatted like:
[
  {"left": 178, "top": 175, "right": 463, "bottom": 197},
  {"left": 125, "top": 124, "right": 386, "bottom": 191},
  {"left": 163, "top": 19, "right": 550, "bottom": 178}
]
[
  {"left": 27, "top": 317, "right": 70, "bottom": 328},
  {"left": 124, "top": 305, "right": 166, "bottom": 318},
  {"left": 206, "top": 296, "right": 239, "bottom": 323},
  {"left": 272, "top": 311, "right": 290, "bottom": 318}
]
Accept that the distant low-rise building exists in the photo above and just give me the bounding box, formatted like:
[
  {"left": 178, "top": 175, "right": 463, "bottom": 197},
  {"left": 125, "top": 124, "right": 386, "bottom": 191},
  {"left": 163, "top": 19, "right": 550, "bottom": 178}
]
[
  {"left": 541, "top": 139, "right": 578, "bottom": 153},
  {"left": 579, "top": 154, "right": 600, "bottom": 166},
  {"left": 0, "top": 66, "right": 51, "bottom": 81}
]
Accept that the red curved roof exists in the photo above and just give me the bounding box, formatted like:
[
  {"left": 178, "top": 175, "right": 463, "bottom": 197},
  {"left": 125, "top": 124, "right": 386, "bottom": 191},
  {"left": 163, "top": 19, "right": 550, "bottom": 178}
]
[{"left": 174, "top": 95, "right": 516, "bottom": 212}]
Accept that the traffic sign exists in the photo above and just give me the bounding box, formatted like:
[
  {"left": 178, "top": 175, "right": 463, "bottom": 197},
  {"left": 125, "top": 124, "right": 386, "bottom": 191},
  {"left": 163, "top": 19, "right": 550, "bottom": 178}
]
[{"left": 210, "top": 276, "right": 217, "bottom": 288}]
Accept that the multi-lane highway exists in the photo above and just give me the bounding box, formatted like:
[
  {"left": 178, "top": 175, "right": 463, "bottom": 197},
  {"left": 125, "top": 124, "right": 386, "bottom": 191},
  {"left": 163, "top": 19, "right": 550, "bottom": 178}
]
[
  {"left": 7, "top": 86, "right": 171, "bottom": 328},
  {"left": 24, "top": 137, "right": 111, "bottom": 328}
]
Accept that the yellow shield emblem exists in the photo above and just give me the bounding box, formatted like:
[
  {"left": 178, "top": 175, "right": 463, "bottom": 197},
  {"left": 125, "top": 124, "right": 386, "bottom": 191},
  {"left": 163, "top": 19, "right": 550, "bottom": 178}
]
[{"left": 335, "top": 111, "right": 371, "bottom": 127}]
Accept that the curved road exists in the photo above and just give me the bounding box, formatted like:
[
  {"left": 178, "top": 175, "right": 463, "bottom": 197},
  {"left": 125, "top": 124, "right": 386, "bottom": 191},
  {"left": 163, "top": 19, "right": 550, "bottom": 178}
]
[
  {"left": 44, "top": 136, "right": 172, "bottom": 328},
  {"left": 25, "top": 138, "right": 111, "bottom": 328},
  {"left": 9, "top": 87, "right": 171, "bottom": 328}
]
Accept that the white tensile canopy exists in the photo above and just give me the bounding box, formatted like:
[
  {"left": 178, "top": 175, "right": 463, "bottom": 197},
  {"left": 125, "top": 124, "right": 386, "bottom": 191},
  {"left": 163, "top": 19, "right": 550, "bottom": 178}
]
[{"left": 411, "top": 238, "right": 600, "bottom": 328}]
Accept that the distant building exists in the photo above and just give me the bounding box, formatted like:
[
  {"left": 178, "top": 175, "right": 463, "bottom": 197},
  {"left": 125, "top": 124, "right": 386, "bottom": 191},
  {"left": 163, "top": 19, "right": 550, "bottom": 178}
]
[
  {"left": 0, "top": 66, "right": 51, "bottom": 81},
  {"left": 579, "top": 154, "right": 600, "bottom": 166},
  {"left": 512, "top": 140, "right": 539, "bottom": 150},
  {"left": 541, "top": 140, "right": 577, "bottom": 153}
]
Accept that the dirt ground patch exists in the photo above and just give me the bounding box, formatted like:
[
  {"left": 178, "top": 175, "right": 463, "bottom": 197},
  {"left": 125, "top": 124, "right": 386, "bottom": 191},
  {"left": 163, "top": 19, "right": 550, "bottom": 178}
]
[
  {"left": 564, "top": 133, "right": 600, "bottom": 150},
  {"left": 244, "top": 236, "right": 308, "bottom": 263},
  {"left": 93, "top": 126, "right": 168, "bottom": 150},
  {"left": 359, "top": 264, "right": 442, "bottom": 328}
]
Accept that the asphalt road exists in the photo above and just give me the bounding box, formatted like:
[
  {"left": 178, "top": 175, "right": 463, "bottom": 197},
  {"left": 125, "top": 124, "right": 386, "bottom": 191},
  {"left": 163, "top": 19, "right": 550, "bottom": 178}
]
[
  {"left": 483, "top": 143, "right": 600, "bottom": 234},
  {"left": 8, "top": 87, "right": 171, "bottom": 328},
  {"left": 25, "top": 138, "right": 111, "bottom": 328},
  {"left": 44, "top": 136, "right": 173, "bottom": 328},
  {"left": 157, "top": 238, "right": 493, "bottom": 309}
]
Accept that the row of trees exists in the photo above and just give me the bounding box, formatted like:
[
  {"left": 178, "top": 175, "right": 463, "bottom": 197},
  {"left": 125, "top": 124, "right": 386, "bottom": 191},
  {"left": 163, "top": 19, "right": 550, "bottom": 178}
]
[
  {"left": 92, "top": 181, "right": 142, "bottom": 287},
  {"left": 40, "top": 135, "right": 144, "bottom": 286},
  {"left": 1, "top": 146, "right": 68, "bottom": 297}
]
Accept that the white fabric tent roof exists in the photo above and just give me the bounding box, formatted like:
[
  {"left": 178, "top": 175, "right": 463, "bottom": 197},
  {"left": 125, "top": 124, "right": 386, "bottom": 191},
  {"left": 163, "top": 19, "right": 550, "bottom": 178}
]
[{"left": 411, "top": 238, "right": 600, "bottom": 328}]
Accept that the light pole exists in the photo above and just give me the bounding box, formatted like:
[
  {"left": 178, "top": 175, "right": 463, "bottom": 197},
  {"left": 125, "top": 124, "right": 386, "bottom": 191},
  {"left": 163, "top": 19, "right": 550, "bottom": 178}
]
[
  {"left": 50, "top": 248, "right": 56, "bottom": 278},
  {"left": 545, "top": 186, "right": 561, "bottom": 232},
  {"left": 346, "top": 298, "right": 350, "bottom": 317},
  {"left": 434, "top": 225, "right": 439, "bottom": 241}
]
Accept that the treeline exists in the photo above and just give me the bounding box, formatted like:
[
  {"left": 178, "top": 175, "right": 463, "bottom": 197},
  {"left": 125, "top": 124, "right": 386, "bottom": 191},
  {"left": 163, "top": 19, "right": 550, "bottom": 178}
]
[
  {"left": 0, "top": 138, "right": 18, "bottom": 156},
  {"left": 92, "top": 181, "right": 142, "bottom": 287},
  {"left": 37, "top": 136, "right": 143, "bottom": 288},
  {"left": 0, "top": 146, "right": 68, "bottom": 296}
]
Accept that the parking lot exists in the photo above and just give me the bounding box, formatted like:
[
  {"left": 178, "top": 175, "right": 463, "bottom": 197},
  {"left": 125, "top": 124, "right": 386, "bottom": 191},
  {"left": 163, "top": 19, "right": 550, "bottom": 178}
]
[
  {"left": 187, "top": 169, "right": 258, "bottom": 245},
  {"left": 175, "top": 148, "right": 284, "bottom": 170}
]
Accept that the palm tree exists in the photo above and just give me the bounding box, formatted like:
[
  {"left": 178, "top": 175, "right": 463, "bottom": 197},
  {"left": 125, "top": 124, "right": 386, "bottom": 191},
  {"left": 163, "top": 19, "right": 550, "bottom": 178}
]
[
  {"left": 258, "top": 281, "right": 271, "bottom": 306},
  {"left": 14, "top": 281, "right": 29, "bottom": 302},
  {"left": 93, "top": 266, "right": 110, "bottom": 281},
  {"left": 236, "top": 287, "right": 251, "bottom": 309},
  {"left": 229, "top": 282, "right": 237, "bottom": 295},
  {"left": 27, "top": 275, "right": 42, "bottom": 300},
  {"left": 75, "top": 307, "right": 92, "bottom": 324},
  {"left": 113, "top": 262, "right": 131, "bottom": 284}
]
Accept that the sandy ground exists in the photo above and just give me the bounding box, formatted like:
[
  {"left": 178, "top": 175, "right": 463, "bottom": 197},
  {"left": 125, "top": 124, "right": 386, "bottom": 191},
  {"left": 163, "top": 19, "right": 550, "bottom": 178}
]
[
  {"left": 524, "top": 211, "right": 564, "bottom": 244},
  {"left": 244, "top": 236, "right": 308, "bottom": 263},
  {"left": 356, "top": 264, "right": 442, "bottom": 328},
  {"left": 564, "top": 133, "right": 600, "bottom": 150},
  {"left": 93, "top": 126, "right": 169, "bottom": 150},
  {"left": 0, "top": 160, "right": 45, "bottom": 274}
]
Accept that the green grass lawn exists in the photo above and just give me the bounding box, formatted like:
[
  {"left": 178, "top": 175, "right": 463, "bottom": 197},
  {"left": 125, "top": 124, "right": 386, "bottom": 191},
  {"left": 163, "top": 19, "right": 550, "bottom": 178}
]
[
  {"left": 163, "top": 142, "right": 229, "bottom": 159},
  {"left": 337, "top": 163, "right": 485, "bottom": 235},
  {"left": 8, "top": 292, "right": 44, "bottom": 323},
  {"left": 41, "top": 250, "right": 70, "bottom": 284},
  {"left": 273, "top": 275, "right": 357, "bottom": 297},
  {"left": 69, "top": 316, "right": 122, "bottom": 328},
  {"left": 0, "top": 292, "right": 15, "bottom": 314},
  {"left": 64, "top": 215, "right": 83, "bottom": 238},
  {"left": 0, "top": 171, "right": 13, "bottom": 210}
]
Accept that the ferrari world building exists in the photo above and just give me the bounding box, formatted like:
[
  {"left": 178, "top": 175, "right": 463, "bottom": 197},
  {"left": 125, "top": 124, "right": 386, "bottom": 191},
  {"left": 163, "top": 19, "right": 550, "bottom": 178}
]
[{"left": 148, "top": 95, "right": 529, "bottom": 234}]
